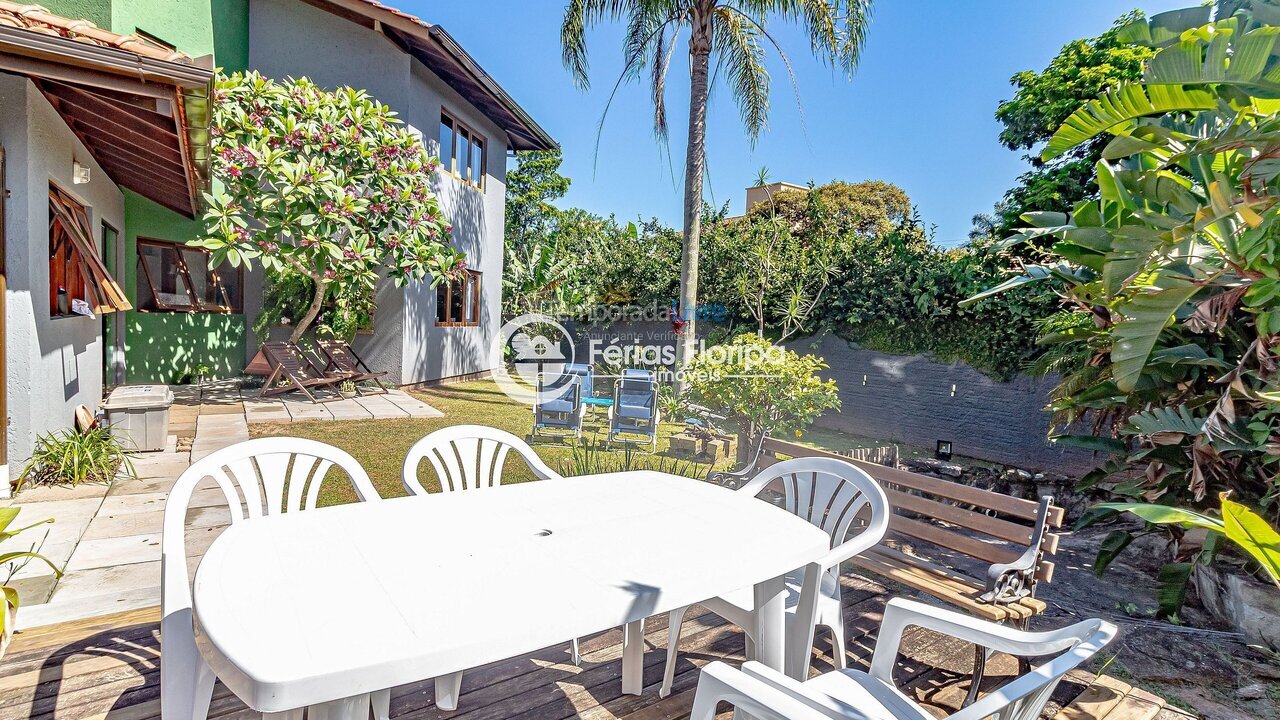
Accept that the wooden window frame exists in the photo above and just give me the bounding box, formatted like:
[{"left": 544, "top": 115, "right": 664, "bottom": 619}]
[
  {"left": 136, "top": 238, "right": 242, "bottom": 314},
  {"left": 440, "top": 109, "right": 486, "bottom": 191},
  {"left": 435, "top": 270, "right": 482, "bottom": 327},
  {"left": 48, "top": 183, "right": 130, "bottom": 317}
]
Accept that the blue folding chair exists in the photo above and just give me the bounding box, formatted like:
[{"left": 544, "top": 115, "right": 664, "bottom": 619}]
[
  {"left": 564, "top": 363, "right": 595, "bottom": 402},
  {"left": 533, "top": 371, "right": 585, "bottom": 441},
  {"left": 608, "top": 369, "right": 660, "bottom": 451}
]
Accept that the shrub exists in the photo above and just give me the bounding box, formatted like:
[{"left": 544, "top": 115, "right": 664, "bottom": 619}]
[
  {"left": 1, "top": 508, "right": 60, "bottom": 651},
  {"left": 683, "top": 334, "right": 840, "bottom": 460},
  {"left": 20, "top": 428, "right": 134, "bottom": 488}
]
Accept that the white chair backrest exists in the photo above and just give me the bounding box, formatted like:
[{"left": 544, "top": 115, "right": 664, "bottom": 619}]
[
  {"left": 162, "top": 437, "right": 378, "bottom": 616},
  {"left": 870, "top": 598, "right": 1117, "bottom": 720},
  {"left": 402, "top": 424, "right": 560, "bottom": 495},
  {"left": 739, "top": 457, "right": 888, "bottom": 554}
]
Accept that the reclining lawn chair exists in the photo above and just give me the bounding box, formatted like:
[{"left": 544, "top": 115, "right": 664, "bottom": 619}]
[
  {"left": 533, "top": 370, "right": 585, "bottom": 441},
  {"left": 608, "top": 368, "right": 660, "bottom": 451},
  {"left": 316, "top": 338, "right": 389, "bottom": 395},
  {"left": 564, "top": 363, "right": 595, "bottom": 400},
  {"left": 259, "top": 341, "right": 345, "bottom": 403}
]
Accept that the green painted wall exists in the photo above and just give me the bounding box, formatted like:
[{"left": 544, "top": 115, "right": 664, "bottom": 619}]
[
  {"left": 40, "top": 0, "right": 247, "bottom": 68},
  {"left": 211, "top": 0, "right": 250, "bottom": 73},
  {"left": 121, "top": 191, "right": 246, "bottom": 383}
]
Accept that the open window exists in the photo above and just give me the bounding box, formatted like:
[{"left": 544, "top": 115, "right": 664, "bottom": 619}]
[
  {"left": 435, "top": 270, "right": 481, "bottom": 327},
  {"left": 48, "top": 184, "right": 130, "bottom": 317},
  {"left": 136, "top": 239, "right": 242, "bottom": 313}
]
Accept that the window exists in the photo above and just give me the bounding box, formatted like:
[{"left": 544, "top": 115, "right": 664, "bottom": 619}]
[
  {"left": 136, "top": 239, "right": 242, "bottom": 313},
  {"left": 436, "top": 270, "right": 482, "bottom": 326},
  {"left": 440, "top": 110, "right": 486, "bottom": 190},
  {"left": 48, "top": 184, "right": 130, "bottom": 317}
]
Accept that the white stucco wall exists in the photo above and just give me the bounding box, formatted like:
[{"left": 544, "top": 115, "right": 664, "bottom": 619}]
[
  {"left": 248, "top": 0, "right": 508, "bottom": 385},
  {"left": 1, "top": 73, "right": 124, "bottom": 468}
]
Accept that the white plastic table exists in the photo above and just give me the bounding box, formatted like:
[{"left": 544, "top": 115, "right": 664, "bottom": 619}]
[{"left": 192, "top": 472, "right": 831, "bottom": 716}]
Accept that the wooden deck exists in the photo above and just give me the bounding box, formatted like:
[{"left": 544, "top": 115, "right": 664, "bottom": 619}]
[{"left": 0, "top": 572, "right": 1176, "bottom": 720}]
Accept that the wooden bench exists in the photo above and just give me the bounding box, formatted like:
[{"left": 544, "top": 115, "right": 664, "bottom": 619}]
[
  {"left": 758, "top": 437, "right": 1063, "bottom": 704},
  {"left": 759, "top": 437, "right": 1063, "bottom": 623}
]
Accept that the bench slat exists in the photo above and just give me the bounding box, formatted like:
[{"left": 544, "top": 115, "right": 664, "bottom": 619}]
[
  {"left": 858, "top": 548, "right": 1047, "bottom": 620},
  {"left": 888, "top": 515, "right": 1055, "bottom": 582},
  {"left": 885, "top": 487, "right": 1061, "bottom": 555},
  {"left": 763, "top": 438, "right": 1064, "bottom": 525}
]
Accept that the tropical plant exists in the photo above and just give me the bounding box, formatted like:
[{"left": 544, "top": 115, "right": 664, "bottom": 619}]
[
  {"left": 252, "top": 266, "right": 376, "bottom": 342},
  {"left": 502, "top": 241, "right": 593, "bottom": 319},
  {"left": 1, "top": 508, "right": 60, "bottom": 654},
  {"left": 19, "top": 427, "right": 134, "bottom": 488},
  {"left": 1084, "top": 493, "right": 1279, "bottom": 617},
  {"left": 988, "top": 11, "right": 1154, "bottom": 238},
  {"left": 196, "top": 71, "right": 462, "bottom": 343},
  {"left": 683, "top": 333, "right": 840, "bottom": 462},
  {"left": 561, "top": 0, "right": 874, "bottom": 384},
  {"left": 966, "top": 1, "right": 1280, "bottom": 515}
]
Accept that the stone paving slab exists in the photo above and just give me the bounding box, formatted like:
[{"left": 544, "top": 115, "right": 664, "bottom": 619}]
[
  {"left": 326, "top": 398, "right": 375, "bottom": 420},
  {"left": 385, "top": 390, "right": 445, "bottom": 418},
  {"left": 283, "top": 401, "right": 334, "bottom": 421},
  {"left": 354, "top": 394, "right": 410, "bottom": 418}
]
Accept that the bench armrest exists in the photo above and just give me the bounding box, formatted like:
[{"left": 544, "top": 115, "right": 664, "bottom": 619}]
[{"left": 981, "top": 495, "right": 1052, "bottom": 605}]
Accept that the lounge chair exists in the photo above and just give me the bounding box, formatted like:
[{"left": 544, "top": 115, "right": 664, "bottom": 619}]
[
  {"left": 316, "top": 338, "right": 389, "bottom": 394},
  {"left": 608, "top": 368, "right": 660, "bottom": 451},
  {"left": 564, "top": 363, "right": 595, "bottom": 400},
  {"left": 533, "top": 371, "right": 585, "bottom": 440},
  {"left": 259, "top": 341, "right": 345, "bottom": 403}
]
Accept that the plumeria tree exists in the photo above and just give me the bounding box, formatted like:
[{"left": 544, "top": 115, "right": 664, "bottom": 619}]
[{"left": 196, "top": 71, "right": 462, "bottom": 342}]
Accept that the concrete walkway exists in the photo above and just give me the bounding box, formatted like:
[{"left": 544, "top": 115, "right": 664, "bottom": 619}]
[{"left": 1, "top": 381, "right": 442, "bottom": 629}]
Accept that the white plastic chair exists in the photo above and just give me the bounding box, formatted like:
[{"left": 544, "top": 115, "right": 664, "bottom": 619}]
[
  {"left": 689, "top": 597, "right": 1117, "bottom": 720},
  {"left": 401, "top": 425, "right": 578, "bottom": 711},
  {"left": 660, "top": 457, "right": 889, "bottom": 697},
  {"left": 161, "top": 438, "right": 384, "bottom": 720},
  {"left": 402, "top": 424, "right": 559, "bottom": 494}
]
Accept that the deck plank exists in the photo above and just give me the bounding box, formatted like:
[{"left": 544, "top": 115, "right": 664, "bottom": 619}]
[{"left": 0, "top": 575, "right": 1117, "bottom": 720}]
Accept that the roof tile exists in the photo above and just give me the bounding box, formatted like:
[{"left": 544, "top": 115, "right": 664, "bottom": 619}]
[{"left": 0, "top": 1, "right": 193, "bottom": 63}]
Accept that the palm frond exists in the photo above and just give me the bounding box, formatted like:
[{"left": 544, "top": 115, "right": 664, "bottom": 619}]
[
  {"left": 714, "top": 6, "right": 770, "bottom": 141},
  {"left": 562, "top": 0, "right": 644, "bottom": 89},
  {"left": 732, "top": 0, "right": 874, "bottom": 74}
]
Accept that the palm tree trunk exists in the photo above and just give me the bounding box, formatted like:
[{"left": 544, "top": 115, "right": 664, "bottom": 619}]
[{"left": 676, "top": 10, "right": 713, "bottom": 393}]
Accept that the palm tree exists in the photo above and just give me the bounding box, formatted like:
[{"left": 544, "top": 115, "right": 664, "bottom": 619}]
[{"left": 561, "top": 1, "right": 874, "bottom": 383}]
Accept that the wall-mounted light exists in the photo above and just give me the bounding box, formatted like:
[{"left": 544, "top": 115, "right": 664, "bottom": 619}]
[
  {"left": 72, "top": 161, "right": 90, "bottom": 185},
  {"left": 935, "top": 440, "right": 953, "bottom": 461},
  {"left": 949, "top": 383, "right": 957, "bottom": 397},
  {"left": 862, "top": 374, "right": 868, "bottom": 386}
]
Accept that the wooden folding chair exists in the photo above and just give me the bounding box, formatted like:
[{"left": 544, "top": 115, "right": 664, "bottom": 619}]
[
  {"left": 259, "top": 342, "right": 346, "bottom": 403},
  {"left": 315, "top": 339, "right": 389, "bottom": 395}
]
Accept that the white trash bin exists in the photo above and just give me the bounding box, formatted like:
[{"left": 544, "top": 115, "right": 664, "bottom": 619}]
[{"left": 103, "top": 385, "right": 174, "bottom": 452}]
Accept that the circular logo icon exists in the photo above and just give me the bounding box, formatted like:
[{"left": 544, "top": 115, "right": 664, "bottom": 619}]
[{"left": 491, "top": 313, "right": 576, "bottom": 406}]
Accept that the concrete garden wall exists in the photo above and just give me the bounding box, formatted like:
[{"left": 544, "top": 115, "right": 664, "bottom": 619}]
[{"left": 788, "top": 334, "right": 1097, "bottom": 474}]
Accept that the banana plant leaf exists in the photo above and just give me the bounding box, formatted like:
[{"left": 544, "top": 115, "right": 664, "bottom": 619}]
[
  {"left": 1112, "top": 281, "right": 1202, "bottom": 392},
  {"left": 1116, "top": 7, "right": 1213, "bottom": 48},
  {"left": 1044, "top": 84, "right": 1219, "bottom": 161},
  {"left": 1157, "top": 561, "right": 1195, "bottom": 617},
  {"left": 1222, "top": 497, "right": 1280, "bottom": 584}
]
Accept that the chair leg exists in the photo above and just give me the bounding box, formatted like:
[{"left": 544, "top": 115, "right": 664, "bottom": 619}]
[
  {"left": 371, "top": 688, "right": 391, "bottom": 720},
  {"left": 964, "top": 644, "right": 990, "bottom": 707},
  {"left": 827, "top": 621, "right": 848, "bottom": 671},
  {"left": 571, "top": 637, "right": 582, "bottom": 666},
  {"left": 660, "top": 605, "right": 689, "bottom": 698}
]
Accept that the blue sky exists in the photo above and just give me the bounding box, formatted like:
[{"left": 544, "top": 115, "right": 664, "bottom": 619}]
[{"left": 408, "top": 1, "right": 1190, "bottom": 246}]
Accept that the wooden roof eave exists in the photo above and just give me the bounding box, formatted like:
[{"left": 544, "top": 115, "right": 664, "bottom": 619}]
[{"left": 0, "top": 26, "right": 212, "bottom": 90}]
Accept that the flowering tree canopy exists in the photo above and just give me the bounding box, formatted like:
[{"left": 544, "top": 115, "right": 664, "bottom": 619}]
[{"left": 195, "top": 71, "right": 463, "bottom": 341}]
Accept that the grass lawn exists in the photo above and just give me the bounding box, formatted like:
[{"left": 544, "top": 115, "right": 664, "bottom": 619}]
[{"left": 250, "top": 379, "right": 728, "bottom": 505}]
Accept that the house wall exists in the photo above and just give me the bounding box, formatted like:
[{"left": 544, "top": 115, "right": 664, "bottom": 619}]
[
  {"left": 248, "top": 0, "right": 509, "bottom": 385},
  {"left": 0, "top": 75, "right": 124, "bottom": 466}
]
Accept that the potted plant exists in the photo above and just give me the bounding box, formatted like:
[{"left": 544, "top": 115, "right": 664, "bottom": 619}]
[
  {"left": 338, "top": 380, "right": 358, "bottom": 399},
  {"left": 1, "top": 508, "right": 59, "bottom": 658}
]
